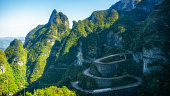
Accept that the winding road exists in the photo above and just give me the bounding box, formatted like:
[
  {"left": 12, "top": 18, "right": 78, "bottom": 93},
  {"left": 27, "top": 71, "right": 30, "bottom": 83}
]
[
  {"left": 71, "top": 53, "right": 142, "bottom": 95},
  {"left": 94, "top": 54, "right": 126, "bottom": 65},
  {"left": 71, "top": 76, "right": 141, "bottom": 94},
  {"left": 83, "top": 68, "right": 128, "bottom": 80}
]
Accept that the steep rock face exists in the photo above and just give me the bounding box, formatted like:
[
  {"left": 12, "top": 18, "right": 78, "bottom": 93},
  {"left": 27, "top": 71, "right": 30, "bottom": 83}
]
[
  {"left": 143, "top": 47, "right": 166, "bottom": 73},
  {"left": 48, "top": 9, "right": 69, "bottom": 26},
  {"left": 76, "top": 42, "right": 83, "bottom": 66},
  {"left": 24, "top": 10, "right": 70, "bottom": 83},
  {"left": 106, "top": 31, "right": 123, "bottom": 48},
  {"left": 48, "top": 10, "right": 70, "bottom": 40},
  {"left": 132, "top": 52, "right": 143, "bottom": 63},
  {"left": 110, "top": 0, "right": 138, "bottom": 11},
  {"left": 0, "top": 66, "right": 5, "bottom": 74}
]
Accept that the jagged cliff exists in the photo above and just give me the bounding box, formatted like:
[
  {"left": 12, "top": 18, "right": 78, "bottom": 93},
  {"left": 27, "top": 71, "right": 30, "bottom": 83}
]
[{"left": 24, "top": 10, "right": 70, "bottom": 83}]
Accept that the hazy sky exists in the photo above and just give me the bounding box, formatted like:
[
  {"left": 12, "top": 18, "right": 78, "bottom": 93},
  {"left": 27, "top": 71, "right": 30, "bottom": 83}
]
[{"left": 0, "top": 0, "right": 119, "bottom": 37}]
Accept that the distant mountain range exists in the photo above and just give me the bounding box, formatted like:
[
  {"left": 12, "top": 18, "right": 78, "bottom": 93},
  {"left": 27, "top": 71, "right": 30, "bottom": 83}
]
[{"left": 0, "top": 37, "right": 25, "bottom": 51}]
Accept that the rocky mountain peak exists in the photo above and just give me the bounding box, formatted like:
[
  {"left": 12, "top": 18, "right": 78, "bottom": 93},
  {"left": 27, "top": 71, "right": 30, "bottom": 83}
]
[
  {"left": 110, "top": 0, "right": 161, "bottom": 12},
  {"left": 48, "top": 9, "right": 60, "bottom": 24},
  {"left": 48, "top": 9, "right": 69, "bottom": 26}
]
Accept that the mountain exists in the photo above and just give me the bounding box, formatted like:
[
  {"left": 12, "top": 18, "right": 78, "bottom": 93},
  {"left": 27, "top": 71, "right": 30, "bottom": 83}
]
[
  {"left": 24, "top": 10, "right": 70, "bottom": 83},
  {"left": 5, "top": 39, "right": 27, "bottom": 87},
  {"left": 0, "top": 39, "right": 27, "bottom": 95}
]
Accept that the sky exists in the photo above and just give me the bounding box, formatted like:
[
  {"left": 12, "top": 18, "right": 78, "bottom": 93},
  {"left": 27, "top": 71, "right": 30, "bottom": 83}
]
[{"left": 0, "top": 0, "right": 119, "bottom": 37}]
